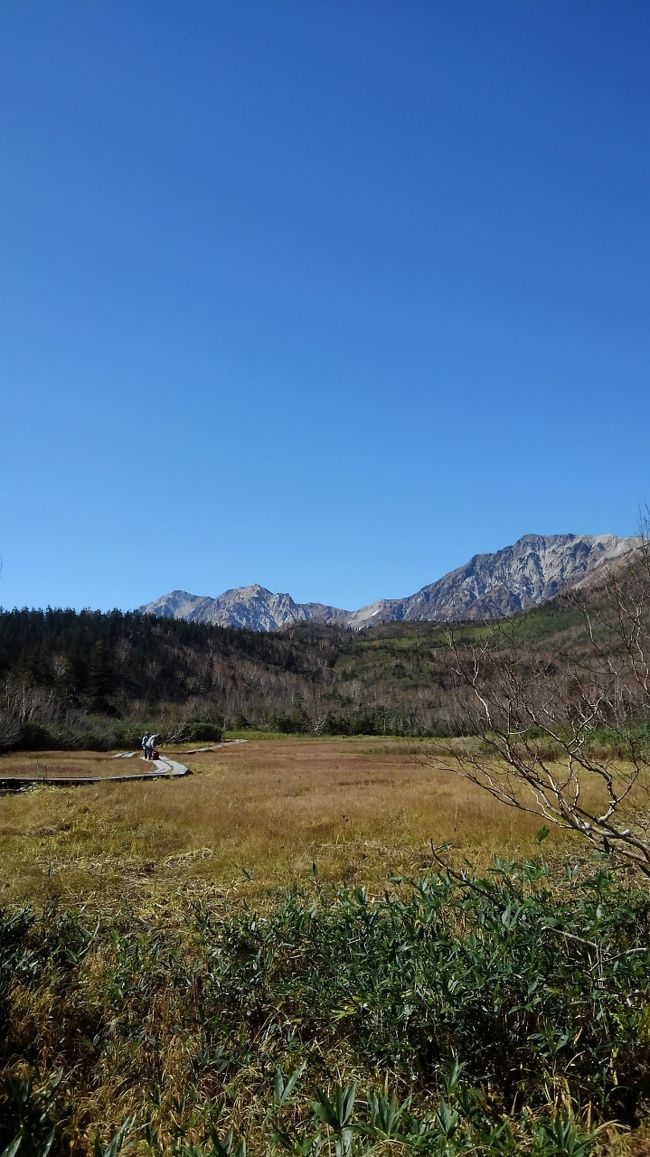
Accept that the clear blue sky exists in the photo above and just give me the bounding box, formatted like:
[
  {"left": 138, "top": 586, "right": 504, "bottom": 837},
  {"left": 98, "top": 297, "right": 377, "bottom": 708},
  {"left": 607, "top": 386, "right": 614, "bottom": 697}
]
[{"left": 2, "top": 0, "right": 649, "bottom": 613}]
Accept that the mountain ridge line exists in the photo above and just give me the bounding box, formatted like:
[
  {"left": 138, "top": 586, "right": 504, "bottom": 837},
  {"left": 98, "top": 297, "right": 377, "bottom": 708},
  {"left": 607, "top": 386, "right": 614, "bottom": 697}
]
[{"left": 139, "top": 532, "right": 639, "bottom": 632}]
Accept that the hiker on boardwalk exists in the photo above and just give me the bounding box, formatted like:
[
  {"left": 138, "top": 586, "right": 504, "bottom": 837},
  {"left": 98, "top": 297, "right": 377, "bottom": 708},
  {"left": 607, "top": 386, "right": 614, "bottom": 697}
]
[
  {"left": 141, "top": 732, "right": 150, "bottom": 760},
  {"left": 146, "top": 734, "right": 158, "bottom": 761}
]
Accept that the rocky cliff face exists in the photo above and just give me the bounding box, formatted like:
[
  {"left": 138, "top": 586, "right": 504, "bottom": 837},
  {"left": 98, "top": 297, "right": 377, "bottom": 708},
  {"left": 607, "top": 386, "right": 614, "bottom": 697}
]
[
  {"left": 141, "top": 584, "right": 351, "bottom": 631},
  {"left": 350, "top": 533, "right": 637, "bottom": 626},
  {"left": 139, "top": 534, "right": 637, "bottom": 631}
]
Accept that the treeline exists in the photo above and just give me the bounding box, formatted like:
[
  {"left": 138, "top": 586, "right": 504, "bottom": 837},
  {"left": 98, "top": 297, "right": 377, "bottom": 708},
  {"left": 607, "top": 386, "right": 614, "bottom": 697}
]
[
  {"left": 0, "top": 607, "right": 476, "bottom": 749},
  {"left": 0, "top": 602, "right": 583, "bottom": 749},
  {"left": 0, "top": 608, "right": 335, "bottom": 709}
]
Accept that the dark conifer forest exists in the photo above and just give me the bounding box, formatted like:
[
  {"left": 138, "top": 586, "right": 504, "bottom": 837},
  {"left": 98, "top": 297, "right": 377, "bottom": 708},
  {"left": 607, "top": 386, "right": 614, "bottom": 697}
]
[{"left": 0, "top": 599, "right": 589, "bottom": 749}]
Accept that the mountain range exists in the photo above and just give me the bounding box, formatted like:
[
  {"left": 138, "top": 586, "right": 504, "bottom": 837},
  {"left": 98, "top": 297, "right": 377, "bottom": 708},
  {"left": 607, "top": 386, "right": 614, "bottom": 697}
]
[{"left": 139, "top": 533, "right": 638, "bottom": 632}]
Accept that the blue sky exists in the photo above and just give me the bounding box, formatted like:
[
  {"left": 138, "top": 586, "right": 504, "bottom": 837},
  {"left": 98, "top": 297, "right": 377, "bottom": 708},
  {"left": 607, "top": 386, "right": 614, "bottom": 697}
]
[{"left": 2, "top": 0, "right": 649, "bottom": 613}]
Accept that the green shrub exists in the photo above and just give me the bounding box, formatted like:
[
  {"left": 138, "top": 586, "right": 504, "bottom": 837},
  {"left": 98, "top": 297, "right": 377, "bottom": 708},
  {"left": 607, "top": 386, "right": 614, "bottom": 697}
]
[
  {"left": 18, "top": 722, "right": 60, "bottom": 751},
  {"left": 1, "top": 861, "right": 648, "bottom": 1152},
  {"left": 169, "top": 719, "right": 224, "bottom": 743},
  {"left": 184, "top": 721, "right": 223, "bottom": 742}
]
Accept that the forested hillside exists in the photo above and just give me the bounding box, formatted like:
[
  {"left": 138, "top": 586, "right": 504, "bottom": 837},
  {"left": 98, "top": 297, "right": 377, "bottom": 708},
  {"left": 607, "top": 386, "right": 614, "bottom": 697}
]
[{"left": 0, "top": 598, "right": 588, "bottom": 750}]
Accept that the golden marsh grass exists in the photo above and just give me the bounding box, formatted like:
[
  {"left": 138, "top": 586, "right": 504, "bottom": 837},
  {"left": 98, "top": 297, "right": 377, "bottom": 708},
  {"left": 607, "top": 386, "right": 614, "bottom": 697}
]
[
  {"left": 0, "top": 751, "right": 145, "bottom": 778},
  {"left": 0, "top": 737, "right": 574, "bottom": 909}
]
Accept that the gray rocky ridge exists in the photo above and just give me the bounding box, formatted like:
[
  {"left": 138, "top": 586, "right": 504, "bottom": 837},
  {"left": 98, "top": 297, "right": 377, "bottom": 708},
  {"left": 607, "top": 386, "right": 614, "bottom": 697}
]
[{"left": 139, "top": 533, "right": 638, "bottom": 632}]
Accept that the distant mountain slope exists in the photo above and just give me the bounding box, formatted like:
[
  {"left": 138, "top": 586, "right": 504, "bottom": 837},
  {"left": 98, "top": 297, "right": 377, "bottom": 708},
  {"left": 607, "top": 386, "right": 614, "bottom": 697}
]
[
  {"left": 139, "top": 533, "right": 638, "bottom": 631},
  {"left": 350, "top": 533, "right": 638, "bottom": 626},
  {"left": 141, "top": 584, "right": 351, "bottom": 631}
]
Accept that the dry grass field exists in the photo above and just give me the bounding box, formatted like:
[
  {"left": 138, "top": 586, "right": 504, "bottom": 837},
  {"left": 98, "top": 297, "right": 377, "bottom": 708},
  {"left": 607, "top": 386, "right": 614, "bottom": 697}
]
[
  {"left": 0, "top": 736, "right": 570, "bottom": 909},
  {"left": 0, "top": 751, "right": 158, "bottom": 780}
]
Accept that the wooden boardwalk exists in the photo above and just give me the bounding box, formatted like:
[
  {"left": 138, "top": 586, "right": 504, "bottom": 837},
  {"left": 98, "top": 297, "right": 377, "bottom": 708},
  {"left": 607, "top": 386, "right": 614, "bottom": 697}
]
[{"left": 0, "top": 753, "right": 190, "bottom": 792}]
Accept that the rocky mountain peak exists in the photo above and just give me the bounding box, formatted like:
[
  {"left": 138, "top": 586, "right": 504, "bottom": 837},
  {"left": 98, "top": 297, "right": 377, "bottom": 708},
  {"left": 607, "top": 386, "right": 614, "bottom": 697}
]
[{"left": 139, "top": 532, "right": 638, "bottom": 632}]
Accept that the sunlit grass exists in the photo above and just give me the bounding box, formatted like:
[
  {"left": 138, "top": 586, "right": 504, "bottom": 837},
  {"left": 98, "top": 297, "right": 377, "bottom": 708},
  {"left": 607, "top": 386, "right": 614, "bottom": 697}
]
[
  {"left": 0, "top": 736, "right": 572, "bottom": 909},
  {"left": 0, "top": 750, "right": 146, "bottom": 778}
]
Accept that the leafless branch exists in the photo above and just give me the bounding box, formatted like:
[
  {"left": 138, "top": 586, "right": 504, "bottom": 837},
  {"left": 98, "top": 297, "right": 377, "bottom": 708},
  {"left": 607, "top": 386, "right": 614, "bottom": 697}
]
[{"left": 441, "top": 534, "right": 650, "bottom": 874}]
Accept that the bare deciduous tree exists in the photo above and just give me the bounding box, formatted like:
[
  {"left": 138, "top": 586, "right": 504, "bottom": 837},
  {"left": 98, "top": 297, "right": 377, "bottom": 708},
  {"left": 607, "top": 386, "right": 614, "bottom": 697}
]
[
  {"left": 0, "top": 676, "right": 58, "bottom": 751},
  {"left": 446, "top": 533, "right": 650, "bottom": 874}
]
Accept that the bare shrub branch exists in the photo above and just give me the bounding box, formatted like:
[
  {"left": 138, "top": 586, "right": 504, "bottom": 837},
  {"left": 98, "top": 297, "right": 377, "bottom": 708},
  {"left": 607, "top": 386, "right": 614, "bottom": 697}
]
[{"left": 444, "top": 530, "right": 650, "bottom": 874}]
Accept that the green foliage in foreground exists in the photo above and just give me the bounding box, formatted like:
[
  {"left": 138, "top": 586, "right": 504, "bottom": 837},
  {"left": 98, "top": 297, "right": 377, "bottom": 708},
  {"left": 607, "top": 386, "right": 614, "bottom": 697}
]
[{"left": 1, "top": 861, "right": 649, "bottom": 1154}]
